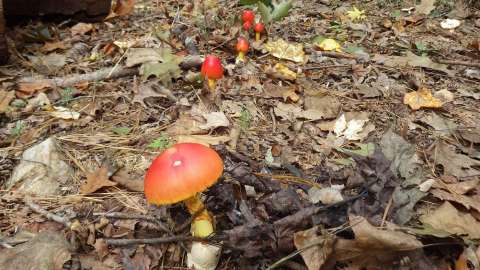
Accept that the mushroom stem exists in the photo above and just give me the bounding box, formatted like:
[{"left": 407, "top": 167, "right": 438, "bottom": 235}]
[
  {"left": 184, "top": 194, "right": 214, "bottom": 238},
  {"left": 255, "top": 32, "right": 260, "bottom": 41},
  {"left": 207, "top": 78, "right": 216, "bottom": 91},
  {"left": 236, "top": 52, "right": 245, "bottom": 63}
]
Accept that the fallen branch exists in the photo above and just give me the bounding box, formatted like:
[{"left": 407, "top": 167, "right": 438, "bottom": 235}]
[
  {"left": 25, "top": 197, "right": 72, "bottom": 228},
  {"left": 104, "top": 235, "right": 194, "bottom": 246},
  {"left": 436, "top": 59, "right": 480, "bottom": 68},
  {"left": 93, "top": 212, "right": 171, "bottom": 234},
  {"left": 17, "top": 55, "right": 203, "bottom": 89}
]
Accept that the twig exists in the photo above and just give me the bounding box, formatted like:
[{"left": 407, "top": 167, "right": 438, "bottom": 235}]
[
  {"left": 104, "top": 235, "right": 194, "bottom": 246},
  {"left": 19, "top": 67, "right": 138, "bottom": 89},
  {"left": 93, "top": 212, "right": 172, "bottom": 235},
  {"left": 436, "top": 59, "right": 480, "bottom": 68},
  {"left": 315, "top": 51, "right": 359, "bottom": 59},
  {"left": 25, "top": 197, "right": 72, "bottom": 228}
]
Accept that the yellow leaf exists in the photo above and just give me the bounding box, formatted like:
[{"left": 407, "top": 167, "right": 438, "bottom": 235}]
[
  {"left": 264, "top": 39, "right": 306, "bottom": 63},
  {"left": 403, "top": 87, "right": 443, "bottom": 110},
  {"left": 317, "top": 38, "right": 342, "bottom": 52},
  {"left": 266, "top": 63, "right": 297, "bottom": 81},
  {"left": 346, "top": 7, "right": 366, "bottom": 21}
]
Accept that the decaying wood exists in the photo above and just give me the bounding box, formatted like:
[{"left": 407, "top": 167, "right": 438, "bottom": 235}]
[{"left": 17, "top": 55, "right": 204, "bottom": 89}]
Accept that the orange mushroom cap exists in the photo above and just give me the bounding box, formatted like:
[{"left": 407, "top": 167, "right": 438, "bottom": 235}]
[
  {"left": 144, "top": 143, "right": 224, "bottom": 205},
  {"left": 236, "top": 37, "right": 249, "bottom": 53},
  {"left": 242, "top": 10, "right": 255, "bottom": 24},
  {"left": 200, "top": 55, "right": 224, "bottom": 80},
  {"left": 254, "top": 22, "right": 265, "bottom": 33}
]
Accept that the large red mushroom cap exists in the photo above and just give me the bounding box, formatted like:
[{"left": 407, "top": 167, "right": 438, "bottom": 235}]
[
  {"left": 201, "top": 55, "right": 224, "bottom": 80},
  {"left": 242, "top": 10, "right": 255, "bottom": 24},
  {"left": 144, "top": 143, "right": 223, "bottom": 205}
]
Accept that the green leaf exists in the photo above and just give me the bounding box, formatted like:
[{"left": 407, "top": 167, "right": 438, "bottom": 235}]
[
  {"left": 271, "top": 0, "right": 293, "bottom": 21},
  {"left": 112, "top": 127, "right": 131, "bottom": 136},
  {"left": 148, "top": 134, "right": 172, "bottom": 150},
  {"left": 257, "top": 2, "right": 272, "bottom": 23},
  {"left": 240, "top": 0, "right": 271, "bottom": 6},
  {"left": 337, "top": 143, "right": 376, "bottom": 157}
]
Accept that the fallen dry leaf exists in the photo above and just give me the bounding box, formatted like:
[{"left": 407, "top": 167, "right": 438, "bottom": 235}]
[
  {"left": 71, "top": 23, "right": 94, "bottom": 36},
  {"left": 434, "top": 140, "right": 480, "bottom": 178},
  {"left": 293, "top": 226, "right": 335, "bottom": 270},
  {"left": 404, "top": 87, "right": 443, "bottom": 110},
  {"left": 308, "top": 185, "right": 344, "bottom": 204},
  {"left": 430, "top": 188, "right": 480, "bottom": 213},
  {"left": 420, "top": 201, "right": 480, "bottom": 239},
  {"left": 200, "top": 111, "right": 230, "bottom": 130},
  {"left": 133, "top": 82, "right": 176, "bottom": 108},
  {"left": 264, "top": 39, "right": 306, "bottom": 63},
  {"left": 374, "top": 51, "right": 453, "bottom": 75},
  {"left": 111, "top": 169, "right": 144, "bottom": 192},
  {"left": 49, "top": 106, "right": 80, "bottom": 120},
  {"left": 80, "top": 167, "right": 117, "bottom": 194},
  {"left": 0, "top": 90, "right": 15, "bottom": 113},
  {"left": 265, "top": 63, "right": 297, "bottom": 81},
  {"left": 333, "top": 215, "right": 423, "bottom": 269},
  {"left": 111, "top": 0, "right": 136, "bottom": 18},
  {"left": 176, "top": 134, "right": 231, "bottom": 146},
  {"left": 41, "top": 41, "right": 67, "bottom": 53},
  {"left": 415, "top": 0, "right": 436, "bottom": 15},
  {"left": 17, "top": 81, "right": 53, "bottom": 97}
]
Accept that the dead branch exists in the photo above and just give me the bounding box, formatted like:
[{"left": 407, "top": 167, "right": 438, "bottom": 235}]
[
  {"left": 104, "top": 235, "right": 194, "bottom": 246},
  {"left": 17, "top": 55, "right": 203, "bottom": 89},
  {"left": 93, "top": 211, "right": 171, "bottom": 234},
  {"left": 25, "top": 197, "right": 72, "bottom": 228},
  {"left": 436, "top": 59, "right": 480, "bottom": 68}
]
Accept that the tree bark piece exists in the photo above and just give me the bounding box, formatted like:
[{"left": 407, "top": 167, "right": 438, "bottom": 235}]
[{"left": 0, "top": 0, "right": 8, "bottom": 64}]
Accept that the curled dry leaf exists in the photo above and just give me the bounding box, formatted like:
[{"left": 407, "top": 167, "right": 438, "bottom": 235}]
[
  {"left": 17, "top": 80, "right": 52, "bottom": 97},
  {"left": 80, "top": 167, "right": 117, "bottom": 194},
  {"left": 0, "top": 90, "right": 15, "bottom": 113},
  {"left": 265, "top": 63, "right": 297, "bottom": 81},
  {"left": 50, "top": 106, "right": 80, "bottom": 120},
  {"left": 264, "top": 39, "right": 306, "bottom": 63},
  {"left": 404, "top": 87, "right": 443, "bottom": 110},
  {"left": 71, "top": 23, "right": 94, "bottom": 36},
  {"left": 420, "top": 201, "right": 480, "bottom": 239},
  {"left": 293, "top": 226, "right": 335, "bottom": 270}
]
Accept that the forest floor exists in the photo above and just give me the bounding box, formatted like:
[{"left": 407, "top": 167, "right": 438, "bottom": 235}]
[{"left": 1, "top": 0, "right": 480, "bottom": 269}]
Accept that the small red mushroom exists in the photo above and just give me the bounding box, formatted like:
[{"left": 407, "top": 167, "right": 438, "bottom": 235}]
[
  {"left": 200, "top": 55, "right": 224, "bottom": 91},
  {"left": 254, "top": 22, "right": 265, "bottom": 41},
  {"left": 242, "top": 9, "right": 255, "bottom": 24},
  {"left": 144, "top": 143, "right": 223, "bottom": 237},
  {"left": 243, "top": 20, "right": 252, "bottom": 32},
  {"left": 235, "top": 37, "right": 249, "bottom": 63}
]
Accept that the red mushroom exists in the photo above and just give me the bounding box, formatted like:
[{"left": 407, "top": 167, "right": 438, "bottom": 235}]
[
  {"left": 254, "top": 22, "right": 265, "bottom": 41},
  {"left": 242, "top": 9, "right": 255, "bottom": 24},
  {"left": 235, "top": 37, "right": 249, "bottom": 63},
  {"left": 200, "top": 55, "right": 224, "bottom": 91},
  {"left": 243, "top": 20, "right": 252, "bottom": 32},
  {"left": 144, "top": 143, "right": 223, "bottom": 237}
]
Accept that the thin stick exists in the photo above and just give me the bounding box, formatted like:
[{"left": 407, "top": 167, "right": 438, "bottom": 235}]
[
  {"left": 25, "top": 197, "right": 72, "bottom": 228},
  {"left": 436, "top": 59, "right": 480, "bottom": 68},
  {"left": 93, "top": 212, "right": 171, "bottom": 234},
  {"left": 104, "top": 235, "right": 194, "bottom": 246}
]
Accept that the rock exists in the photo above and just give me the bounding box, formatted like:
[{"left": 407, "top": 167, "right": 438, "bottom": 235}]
[{"left": 5, "top": 137, "right": 73, "bottom": 196}]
